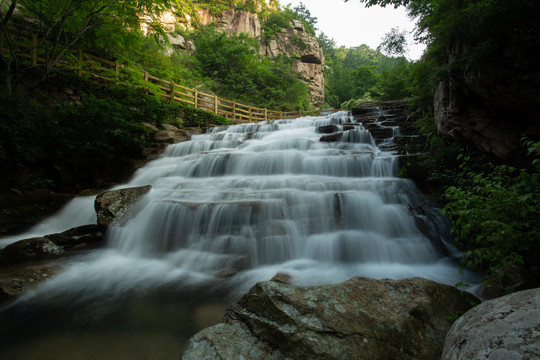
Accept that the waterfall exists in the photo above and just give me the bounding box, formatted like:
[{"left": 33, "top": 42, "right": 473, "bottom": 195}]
[{"left": 0, "top": 110, "right": 480, "bottom": 359}]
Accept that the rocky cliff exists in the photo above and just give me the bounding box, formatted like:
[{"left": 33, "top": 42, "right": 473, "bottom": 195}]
[
  {"left": 210, "top": 10, "right": 325, "bottom": 106},
  {"left": 434, "top": 44, "right": 540, "bottom": 166},
  {"left": 160, "top": 8, "right": 325, "bottom": 106},
  {"left": 261, "top": 18, "right": 325, "bottom": 106}
]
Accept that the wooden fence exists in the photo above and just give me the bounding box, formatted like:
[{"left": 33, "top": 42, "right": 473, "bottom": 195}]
[{"left": 3, "top": 32, "right": 340, "bottom": 122}]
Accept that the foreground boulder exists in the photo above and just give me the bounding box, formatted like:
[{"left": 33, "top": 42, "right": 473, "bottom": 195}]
[
  {"left": 94, "top": 185, "right": 151, "bottom": 226},
  {"left": 442, "top": 287, "right": 540, "bottom": 359},
  {"left": 183, "top": 277, "right": 478, "bottom": 360}
]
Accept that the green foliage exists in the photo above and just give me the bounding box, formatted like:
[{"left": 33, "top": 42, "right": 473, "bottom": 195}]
[
  {"left": 0, "top": 93, "right": 54, "bottom": 168},
  {"left": 379, "top": 27, "right": 408, "bottom": 57},
  {"left": 288, "top": 2, "right": 317, "bottom": 36},
  {"left": 442, "top": 142, "right": 540, "bottom": 278},
  {"left": 175, "top": 103, "right": 231, "bottom": 127},
  {"left": 190, "top": 27, "right": 310, "bottom": 110},
  {"left": 261, "top": 3, "right": 317, "bottom": 39},
  {"left": 262, "top": 11, "right": 293, "bottom": 39},
  {"left": 323, "top": 41, "right": 413, "bottom": 106},
  {"left": 0, "top": 74, "right": 232, "bottom": 189},
  {"left": 371, "top": 58, "right": 412, "bottom": 100}
]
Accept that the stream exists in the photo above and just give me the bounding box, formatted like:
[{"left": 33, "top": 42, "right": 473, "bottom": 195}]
[{"left": 0, "top": 110, "right": 480, "bottom": 359}]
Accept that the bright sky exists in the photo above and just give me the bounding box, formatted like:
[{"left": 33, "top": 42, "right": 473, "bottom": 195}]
[{"left": 280, "top": 0, "right": 426, "bottom": 60}]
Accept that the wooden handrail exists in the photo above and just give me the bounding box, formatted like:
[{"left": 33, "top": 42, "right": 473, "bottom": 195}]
[{"left": 2, "top": 31, "right": 343, "bottom": 122}]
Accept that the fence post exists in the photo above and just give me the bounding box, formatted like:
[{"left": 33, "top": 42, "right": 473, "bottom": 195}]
[
  {"left": 264, "top": 108, "right": 268, "bottom": 121},
  {"left": 169, "top": 81, "right": 175, "bottom": 100},
  {"left": 233, "top": 101, "right": 236, "bottom": 121},
  {"left": 114, "top": 62, "right": 120, "bottom": 75},
  {"left": 249, "top": 106, "right": 252, "bottom": 122},
  {"left": 144, "top": 71, "right": 149, "bottom": 82},
  {"left": 77, "top": 49, "right": 83, "bottom": 76},
  {"left": 31, "top": 34, "right": 38, "bottom": 66},
  {"left": 214, "top": 94, "right": 218, "bottom": 114},
  {"left": 280, "top": 111, "right": 283, "bottom": 119},
  {"left": 194, "top": 89, "right": 198, "bottom": 108}
]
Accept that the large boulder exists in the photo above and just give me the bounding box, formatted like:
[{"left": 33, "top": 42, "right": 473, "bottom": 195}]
[
  {"left": 183, "top": 277, "right": 478, "bottom": 360},
  {"left": 442, "top": 287, "right": 540, "bottom": 359},
  {"left": 94, "top": 185, "right": 151, "bottom": 226}
]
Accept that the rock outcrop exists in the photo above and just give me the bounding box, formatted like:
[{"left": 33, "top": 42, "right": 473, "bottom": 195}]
[
  {"left": 442, "top": 287, "right": 540, "bottom": 359},
  {"left": 434, "top": 44, "right": 540, "bottom": 166},
  {"left": 94, "top": 185, "right": 152, "bottom": 226},
  {"left": 169, "top": 8, "right": 325, "bottom": 107},
  {"left": 261, "top": 19, "right": 325, "bottom": 106},
  {"left": 183, "top": 276, "right": 478, "bottom": 360},
  {"left": 216, "top": 9, "right": 262, "bottom": 38}
]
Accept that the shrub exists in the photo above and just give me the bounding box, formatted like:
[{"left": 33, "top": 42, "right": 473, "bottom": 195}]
[{"left": 442, "top": 142, "right": 540, "bottom": 279}]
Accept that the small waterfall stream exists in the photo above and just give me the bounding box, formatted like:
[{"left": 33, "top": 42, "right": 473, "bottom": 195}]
[{"left": 0, "top": 111, "right": 479, "bottom": 359}]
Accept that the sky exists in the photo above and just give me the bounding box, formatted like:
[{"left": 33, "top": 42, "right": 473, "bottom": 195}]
[{"left": 279, "top": 0, "right": 426, "bottom": 60}]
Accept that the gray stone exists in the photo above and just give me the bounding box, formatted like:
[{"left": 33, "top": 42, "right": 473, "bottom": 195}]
[
  {"left": 442, "top": 287, "right": 540, "bottom": 360},
  {"left": 3, "top": 237, "right": 65, "bottom": 261},
  {"left": 183, "top": 277, "right": 478, "bottom": 360},
  {"left": 94, "top": 185, "right": 151, "bottom": 226}
]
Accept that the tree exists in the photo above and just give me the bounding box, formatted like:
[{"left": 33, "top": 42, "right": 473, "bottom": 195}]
[
  {"left": 0, "top": 0, "right": 172, "bottom": 93},
  {"left": 378, "top": 27, "right": 408, "bottom": 57},
  {"left": 0, "top": 0, "right": 18, "bottom": 93}
]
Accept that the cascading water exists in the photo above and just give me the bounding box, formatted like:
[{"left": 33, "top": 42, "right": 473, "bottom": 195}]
[{"left": 0, "top": 111, "right": 480, "bottom": 359}]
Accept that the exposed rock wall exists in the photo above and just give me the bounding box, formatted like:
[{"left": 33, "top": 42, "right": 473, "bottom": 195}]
[
  {"left": 434, "top": 44, "right": 540, "bottom": 166},
  {"left": 262, "top": 19, "right": 325, "bottom": 106},
  {"left": 213, "top": 10, "right": 325, "bottom": 106},
  {"left": 162, "top": 8, "right": 325, "bottom": 106}
]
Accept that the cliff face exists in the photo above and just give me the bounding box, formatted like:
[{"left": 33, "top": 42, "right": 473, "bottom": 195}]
[
  {"left": 434, "top": 44, "right": 540, "bottom": 165},
  {"left": 262, "top": 19, "right": 325, "bottom": 106},
  {"left": 166, "top": 9, "right": 325, "bottom": 107},
  {"left": 209, "top": 10, "right": 325, "bottom": 106}
]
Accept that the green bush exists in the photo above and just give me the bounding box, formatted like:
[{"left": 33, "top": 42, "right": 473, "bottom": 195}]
[
  {"left": 191, "top": 27, "right": 310, "bottom": 110},
  {"left": 175, "top": 102, "right": 231, "bottom": 127},
  {"left": 442, "top": 142, "right": 540, "bottom": 279},
  {"left": 0, "top": 73, "right": 234, "bottom": 190}
]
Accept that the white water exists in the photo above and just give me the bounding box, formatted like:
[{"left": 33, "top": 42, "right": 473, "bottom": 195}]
[
  {"left": 0, "top": 111, "right": 481, "bottom": 358},
  {"left": 3, "top": 111, "right": 479, "bottom": 300}
]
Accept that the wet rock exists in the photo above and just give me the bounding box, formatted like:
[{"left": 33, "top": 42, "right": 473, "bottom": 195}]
[
  {"left": 94, "top": 185, "right": 151, "bottom": 226},
  {"left": 183, "top": 277, "right": 478, "bottom": 360},
  {"left": 0, "top": 263, "right": 57, "bottom": 301},
  {"left": 394, "top": 135, "right": 428, "bottom": 154},
  {"left": 367, "top": 126, "right": 394, "bottom": 141},
  {"left": 316, "top": 124, "right": 339, "bottom": 134},
  {"left": 480, "top": 265, "right": 540, "bottom": 300},
  {"left": 442, "top": 287, "right": 540, "bottom": 359},
  {"left": 45, "top": 224, "right": 107, "bottom": 250},
  {"left": 319, "top": 132, "right": 342, "bottom": 142},
  {"left": 270, "top": 272, "right": 291, "bottom": 284},
  {"left": 3, "top": 237, "right": 65, "bottom": 261}
]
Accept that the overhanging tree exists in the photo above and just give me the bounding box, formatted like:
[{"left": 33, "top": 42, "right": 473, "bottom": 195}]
[{"left": 0, "top": 0, "right": 172, "bottom": 93}]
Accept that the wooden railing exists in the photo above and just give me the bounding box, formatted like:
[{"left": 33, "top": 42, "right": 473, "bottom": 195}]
[{"left": 3, "top": 32, "right": 340, "bottom": 122}]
